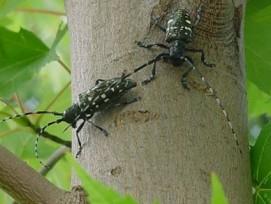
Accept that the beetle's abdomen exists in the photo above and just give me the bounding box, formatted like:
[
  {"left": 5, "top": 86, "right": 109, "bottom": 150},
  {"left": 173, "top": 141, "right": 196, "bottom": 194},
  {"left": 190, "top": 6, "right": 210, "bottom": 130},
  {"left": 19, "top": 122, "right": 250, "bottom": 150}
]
[{"left": 166, "top": 9, "right": 193, "bottom": 43}]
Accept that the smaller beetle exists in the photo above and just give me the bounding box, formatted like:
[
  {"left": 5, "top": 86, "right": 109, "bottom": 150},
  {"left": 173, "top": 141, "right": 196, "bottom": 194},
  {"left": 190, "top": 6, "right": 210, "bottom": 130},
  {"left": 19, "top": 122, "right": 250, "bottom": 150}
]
[{"left": 1, "top": 75, "right": 139, "bottom": 167}]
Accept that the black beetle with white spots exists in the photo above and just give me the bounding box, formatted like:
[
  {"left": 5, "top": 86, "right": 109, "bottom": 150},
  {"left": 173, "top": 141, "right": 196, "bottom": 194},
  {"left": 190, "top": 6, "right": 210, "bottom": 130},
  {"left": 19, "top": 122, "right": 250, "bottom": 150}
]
[
  {"left": 0, "top": 75, "right": 139, "bottom": 168},
  {"left": 124, "top": 7, "right": 242, "bottom": 154}
]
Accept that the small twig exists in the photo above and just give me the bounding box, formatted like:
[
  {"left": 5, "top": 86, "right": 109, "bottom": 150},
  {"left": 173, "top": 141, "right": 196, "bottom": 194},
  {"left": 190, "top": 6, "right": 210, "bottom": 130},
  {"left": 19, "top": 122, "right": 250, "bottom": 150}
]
[
  {"left": 28, "top": 123, "right": 71, "bottom": 147},
  {"left": 58, "top": 59, "right": 71, "bottom": 74},
  {"left": 14, "top": 93, "right": 25, "bottom": 114},
  {"left": 15, "top": 8, "right": 66, "bottom": 16},
  {"left": 39, "top": 146, "right": 70, "bottom": 176},
  {"left": 36, "top": 81, "right": 71, "bottom": 123}
]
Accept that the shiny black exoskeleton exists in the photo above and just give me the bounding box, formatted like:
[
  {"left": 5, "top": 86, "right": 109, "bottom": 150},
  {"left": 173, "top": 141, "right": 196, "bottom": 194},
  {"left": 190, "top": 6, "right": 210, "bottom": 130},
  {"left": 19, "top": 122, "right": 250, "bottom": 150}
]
[
  {"left": 0, "top": 75, "right": 139, "bottom": 166},
  {"left": 125, "top": 8, "right": 214, "bottom": 89}
]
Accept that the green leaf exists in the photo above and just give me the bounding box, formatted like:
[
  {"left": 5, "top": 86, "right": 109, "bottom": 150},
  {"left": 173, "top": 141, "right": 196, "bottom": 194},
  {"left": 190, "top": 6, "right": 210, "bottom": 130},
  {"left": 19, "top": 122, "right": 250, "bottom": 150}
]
[
  {"left": 68, "top": 154, "right": 138, "bottom": 204},
  {"left": 0, "top": 0, "right": 25, "bottom": 18},
  {"left": 211, "top": 172, "right": 229, "bottom": 204},
  {"left": 0, "top": 25, "right": 67, "bottom": 98},
  {"left": 51, "top": 23, "right": 68, "bottom": 50},
  {"left": 70, "top": 161, "right": 160, "bottom": 204},
  {"left": 68, "top": 154, "right": 140, "bottom": 204},
  {"left": 247, "top": 80, "right": 271, "bottom": 116},
  {"left": 245, "top": 1, "right": 271, "bottom": 95},
  {"left": 251, "top": 124, "right": 271, "bottom": 203}
]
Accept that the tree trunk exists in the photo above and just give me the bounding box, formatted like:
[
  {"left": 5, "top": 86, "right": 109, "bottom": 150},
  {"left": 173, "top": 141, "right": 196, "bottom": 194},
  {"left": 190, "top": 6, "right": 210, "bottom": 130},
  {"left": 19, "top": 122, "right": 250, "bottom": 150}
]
[{"left": 65, "top": 0, "right": 252, "bottom": 203}]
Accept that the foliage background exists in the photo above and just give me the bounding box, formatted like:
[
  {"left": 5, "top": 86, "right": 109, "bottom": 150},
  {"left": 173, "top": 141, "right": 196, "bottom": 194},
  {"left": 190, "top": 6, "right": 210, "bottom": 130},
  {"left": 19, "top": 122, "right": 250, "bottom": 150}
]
[
  {"left": 0, "top": 0, "right": 270, "bottom": 203},
  {"left": 0, "top": 1, "right": 71, "bottom": 203}
]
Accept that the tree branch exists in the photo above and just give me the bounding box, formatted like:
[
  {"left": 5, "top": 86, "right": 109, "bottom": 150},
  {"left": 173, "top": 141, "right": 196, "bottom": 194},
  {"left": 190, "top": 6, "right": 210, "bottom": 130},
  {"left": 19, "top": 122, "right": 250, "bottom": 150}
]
[{"left": 0, "top": 145, "right": 87, "bottom": 203}]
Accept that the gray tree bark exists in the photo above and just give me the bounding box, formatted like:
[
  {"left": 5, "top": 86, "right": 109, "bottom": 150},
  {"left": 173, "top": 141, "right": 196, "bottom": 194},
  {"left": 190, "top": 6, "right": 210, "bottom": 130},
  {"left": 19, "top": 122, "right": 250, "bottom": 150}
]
[{"left": 65, "top": 0, "right": 252, "bottom": 203}]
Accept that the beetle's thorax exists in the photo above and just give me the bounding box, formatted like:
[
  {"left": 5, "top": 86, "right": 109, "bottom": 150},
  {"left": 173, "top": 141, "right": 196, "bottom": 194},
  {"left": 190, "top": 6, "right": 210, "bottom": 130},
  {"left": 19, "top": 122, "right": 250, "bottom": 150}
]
[
  {"left": 62, "top": 103, "right": 82, "bottom": 127},
  {"left": 168, "top": 40, "right": 186, "bottom": 66}
]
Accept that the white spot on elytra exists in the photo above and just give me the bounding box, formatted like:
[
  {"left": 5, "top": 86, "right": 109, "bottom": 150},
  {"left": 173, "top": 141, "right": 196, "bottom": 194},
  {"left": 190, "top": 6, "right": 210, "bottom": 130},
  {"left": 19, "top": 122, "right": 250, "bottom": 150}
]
[
  {"left": 101, "top": 94, "right": 106, "bottom": 98},
  {"left": 168, "top": 19, "right": 173, "bottom": 24},
  {"left": 88, "top": 97, "right": 92, "bottom": 101},
  {"left": 185, "top": 27, "right": 192, "bottom": 31},
  {"left": 185, "top": 20, "right": 191, "bottom": 24},
  {"left": 92, "top": 102, "right": 96, "bottom": 105},
  {"left": 104, "top": 98, "right": 109, "bottom": 102},
  {"left": 95, "top": 105, "right": 99, "bottom": 108},
  {"left": 111, "top": 87, "right": 115, "bottom": 91},
  {"left": 209, "top": 88, "right": 214, "bottom": 94}
]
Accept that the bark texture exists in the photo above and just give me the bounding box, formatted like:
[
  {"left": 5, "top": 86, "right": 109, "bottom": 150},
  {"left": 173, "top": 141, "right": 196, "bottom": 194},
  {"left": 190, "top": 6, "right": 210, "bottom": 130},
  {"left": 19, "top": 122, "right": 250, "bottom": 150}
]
[{"left": 65, "top": 0, "right": 252, "bottom": 203}]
